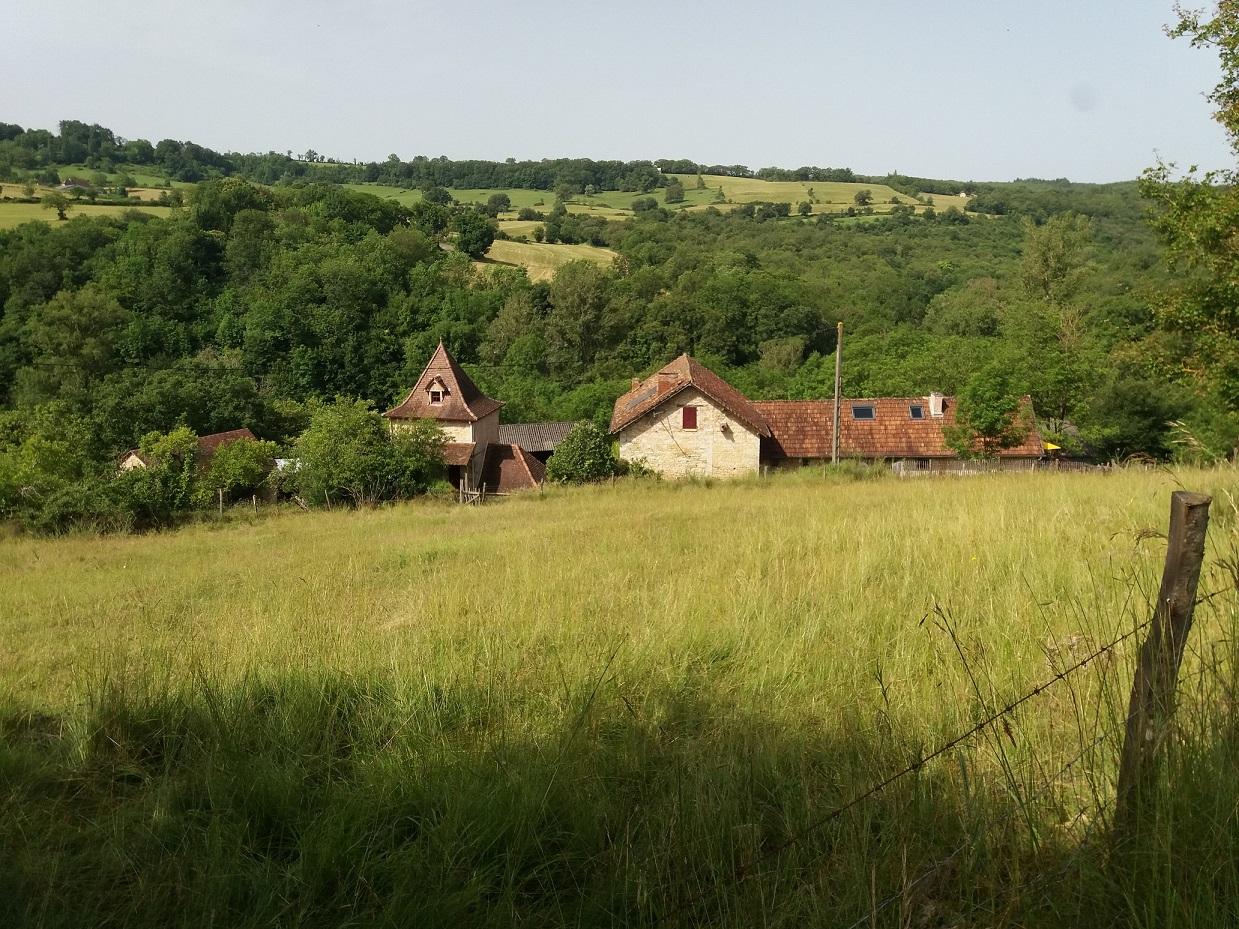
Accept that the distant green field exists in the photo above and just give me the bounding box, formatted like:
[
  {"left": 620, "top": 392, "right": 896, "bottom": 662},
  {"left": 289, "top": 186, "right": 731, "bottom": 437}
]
[
  {"left": 480, "top": 239, "right": 616, "bottom": 281},
  {"left": 349, "top": 175, "right": 939, "bottom": 221},
  {"left": 343, "top": 184, "right": 560, "bottom": 210},
  {"left": 672, "top": 174, "right": 922, "bottom": 214},
  {"left": 54, "top": 163, "right": 185, "bottom": 188},
  {"left": 0, "top": 201, "right": 174, "bottom": 230}
]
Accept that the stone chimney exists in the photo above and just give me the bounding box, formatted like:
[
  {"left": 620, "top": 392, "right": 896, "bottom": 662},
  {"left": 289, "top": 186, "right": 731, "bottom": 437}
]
[{"left": 927, "top": 392, "right": 945, "bottom": 418}]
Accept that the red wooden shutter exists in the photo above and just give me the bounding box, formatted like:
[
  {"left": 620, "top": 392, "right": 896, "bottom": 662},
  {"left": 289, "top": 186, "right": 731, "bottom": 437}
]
[{"left": 682, "top": 406, "right": 698, "bottom": 429}]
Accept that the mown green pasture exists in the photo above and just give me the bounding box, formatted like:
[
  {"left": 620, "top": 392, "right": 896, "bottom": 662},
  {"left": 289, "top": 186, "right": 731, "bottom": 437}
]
[
  {"left": 3, "top": 468, "right": 1238, "bottom": 927},
  {"left": 348, "top": 175, "right": 939, "bottom": 222},
  {"left": 481, "top": 238, "right": 616, "bottom": 281},
  {"left": 672, "top": 174, "right": 923, "bottom": 213},
  {"left": 0, "top": 201, "right": 174, "bottom": 229}
]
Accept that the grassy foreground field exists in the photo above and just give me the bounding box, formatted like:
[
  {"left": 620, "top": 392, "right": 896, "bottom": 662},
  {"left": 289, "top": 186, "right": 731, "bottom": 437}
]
[{"left": 2, "top": 468, "right": 1238, "bottom": 927}]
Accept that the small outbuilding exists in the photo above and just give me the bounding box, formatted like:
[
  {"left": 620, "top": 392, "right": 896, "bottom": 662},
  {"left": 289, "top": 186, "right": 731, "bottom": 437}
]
[{"left": 119, "top": 427, "right": 258, "bottom": 471}]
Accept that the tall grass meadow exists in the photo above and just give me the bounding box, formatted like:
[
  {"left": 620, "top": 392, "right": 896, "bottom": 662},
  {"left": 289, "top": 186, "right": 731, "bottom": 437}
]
[{"left": 2, "top": 467, "right": 1237, "bottom": 926}]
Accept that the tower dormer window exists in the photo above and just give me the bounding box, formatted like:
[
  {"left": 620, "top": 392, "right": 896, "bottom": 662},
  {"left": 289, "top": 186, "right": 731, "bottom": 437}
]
[{"left": 429, "top": 389, "right": 443, "bottom": 404}]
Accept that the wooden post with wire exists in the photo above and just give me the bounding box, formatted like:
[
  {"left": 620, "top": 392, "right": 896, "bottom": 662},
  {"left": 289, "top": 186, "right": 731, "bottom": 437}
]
[
  {"left": 1116, "top": 490, "right": 1211, "bottom": 832},
  {"left": 831, "top": 320, "right": 843, "bottom": 465}
]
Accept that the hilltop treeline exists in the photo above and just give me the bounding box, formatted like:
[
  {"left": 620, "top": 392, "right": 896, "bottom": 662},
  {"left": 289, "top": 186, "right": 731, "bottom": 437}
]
[
  {"left": 0, "top": 120, "right": 666, "bottom": 192},
  {"left": 0, "top": 120, "right": 1140, "bottom": 221}
]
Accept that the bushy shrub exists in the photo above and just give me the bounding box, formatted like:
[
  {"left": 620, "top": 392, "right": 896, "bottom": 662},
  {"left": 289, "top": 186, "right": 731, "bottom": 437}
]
[
  {"left": 545, "top": 422, "right": 619, "bottom": 484},
  {"left": 287, "top": 400, "right": 444, "bottom": 505},
  {"left": 198, "top": 437, "right": 277, "bottom": 504},
  {"left": 111, "top": 427, "right": 199, "bottom": 529}
]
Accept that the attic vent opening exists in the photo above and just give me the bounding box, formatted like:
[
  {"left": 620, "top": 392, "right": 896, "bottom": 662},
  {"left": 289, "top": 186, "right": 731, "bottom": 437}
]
[{"left": 851, "top": 404, "right": 876, "bottom": 420}]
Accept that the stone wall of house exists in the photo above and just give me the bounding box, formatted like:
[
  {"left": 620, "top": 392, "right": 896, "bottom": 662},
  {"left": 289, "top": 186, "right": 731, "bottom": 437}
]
[
  {"left": 472, "top": 411, "right": 499, "bottom": 448},
  {"left": 617, "top": 388, "right": 761, "bottom": 479}
]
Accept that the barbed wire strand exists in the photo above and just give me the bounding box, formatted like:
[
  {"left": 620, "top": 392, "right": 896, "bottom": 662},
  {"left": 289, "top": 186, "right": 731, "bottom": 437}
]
[
  {"left": 651, "top": 617, "right": 1152, "bottom": 926},
  {"left": 840, "top": 709, "right": 1127, "bottom": 929}
]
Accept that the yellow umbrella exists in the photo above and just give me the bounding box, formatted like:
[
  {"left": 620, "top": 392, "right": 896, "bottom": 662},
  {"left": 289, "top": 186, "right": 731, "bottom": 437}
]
[{"left": 1043, "top": 442, "right": 1062, "bottom": 451}]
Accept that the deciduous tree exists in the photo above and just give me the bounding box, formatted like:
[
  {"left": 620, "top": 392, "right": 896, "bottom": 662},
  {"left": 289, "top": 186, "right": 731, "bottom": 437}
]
[{"left": 42, "top": 191, "right": 71, "bottom": 220}]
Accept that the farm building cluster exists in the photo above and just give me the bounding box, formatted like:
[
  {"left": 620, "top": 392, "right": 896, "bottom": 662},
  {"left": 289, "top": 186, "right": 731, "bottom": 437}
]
[
  {"left": 385, "top": 344, "right": 1045, "bottom": 488},
  {"left": 118, "top": 343, "right": 1047, "bottom": 492}
]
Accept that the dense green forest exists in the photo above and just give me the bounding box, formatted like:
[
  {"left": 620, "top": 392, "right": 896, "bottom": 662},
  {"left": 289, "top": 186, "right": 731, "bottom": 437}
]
[{"left": 0, "top": 113, "right": 1235, "bottom": 531}]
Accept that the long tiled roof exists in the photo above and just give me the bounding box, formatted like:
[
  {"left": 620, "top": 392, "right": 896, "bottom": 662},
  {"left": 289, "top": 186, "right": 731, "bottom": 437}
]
[
  {"left": 384, "top": 341, "right": 502, "bottom": 423},
  {"left": 756, "top": 397, "right": 1044, "bottom": 459},
  {"left": 497, "top": 421, "right": 577, "bottom": 453},
  {"left": 609, "top": 354, "right": 771, "bottom": 436}
]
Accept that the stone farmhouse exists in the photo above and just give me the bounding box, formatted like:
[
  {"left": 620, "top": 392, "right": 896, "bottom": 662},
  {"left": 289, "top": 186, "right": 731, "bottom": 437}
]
[
  {"left": 384, "top": 342, "right": 546, "bottom": 494},
  {"left": 610, "top": 354, "right": 1045, "bottom": 479}
]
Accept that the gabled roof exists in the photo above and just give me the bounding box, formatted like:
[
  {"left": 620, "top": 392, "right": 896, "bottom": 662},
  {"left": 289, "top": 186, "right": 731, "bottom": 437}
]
[
  {"left": 480, "top": 443, "right": 545, "bottom": 493},
  {"left": 497, "top": 421, "right": 577, "bottom": 453},
  {"left": 384, "top": 341, "right": 503, "bottom": 423},
  {"left": 609, "top": 354, "right": 771, "bottom": 436},
  {"left": 756, "top": 397, "right": 1044, "bottom": 459}
]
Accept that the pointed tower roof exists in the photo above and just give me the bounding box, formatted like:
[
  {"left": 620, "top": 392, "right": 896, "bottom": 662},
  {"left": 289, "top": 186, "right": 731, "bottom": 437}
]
[{"left": 384, "top": 341, "right": 502, "bottom": 422}]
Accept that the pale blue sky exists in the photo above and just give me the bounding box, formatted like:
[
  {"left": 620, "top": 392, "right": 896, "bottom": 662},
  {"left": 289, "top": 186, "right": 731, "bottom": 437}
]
[{"left": 6, "top": 0, "right": 1231, "bottom": 181}]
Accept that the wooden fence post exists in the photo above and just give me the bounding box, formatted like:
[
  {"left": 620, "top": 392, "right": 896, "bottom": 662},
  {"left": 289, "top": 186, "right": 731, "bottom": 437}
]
[{"left": 1115, "top": 490, "right": 1211, "bottom": 831}]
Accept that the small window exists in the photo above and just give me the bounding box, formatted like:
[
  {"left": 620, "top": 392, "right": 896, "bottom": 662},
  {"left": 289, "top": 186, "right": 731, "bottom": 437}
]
[
  {"left": 429, "top": 390, "right": 443, "bottom": 404},
  {"left": 851, "top": 404, "right": 875, "bottom": 420},
  {"left": 682, "top": 406, "right": 698, "bottom": 430},
  {"left": 909, "top": 404, "right": 924, "bottom": 420}
]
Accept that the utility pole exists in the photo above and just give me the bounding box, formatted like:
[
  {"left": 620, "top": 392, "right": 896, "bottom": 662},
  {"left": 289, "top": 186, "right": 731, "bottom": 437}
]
[{"left": 832, "top": 321, "right": 843, "bottom": 464}]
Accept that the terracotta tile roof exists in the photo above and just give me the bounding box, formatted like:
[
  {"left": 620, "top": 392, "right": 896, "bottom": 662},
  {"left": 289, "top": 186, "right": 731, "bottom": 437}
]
[
  {"left": 480, "top": 443, "right": 545, "bottom": 493},
  {"left": 756, "top": 397, "right": 1044, "bottom": 459},
  {"left": 195, "top": 427, "right": 257, "bottom": 464},
  {"left": 610, "top": 354, "right": 771, "bottom": 436},
  {"left": 197, "top": 427, "right": 257, "bottom": 453},
  {"left": 384, "top": 341, "right": 502, "bottom": 423},
  {"left": 442, "top": 442, "right": 475, "bottom": 467},
  {"left": 497, "top": 421, "right": 577, "bottom": 453}
]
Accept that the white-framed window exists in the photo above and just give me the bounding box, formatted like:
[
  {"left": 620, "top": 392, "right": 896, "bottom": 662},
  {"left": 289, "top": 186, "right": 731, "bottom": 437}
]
[
  {"left": 909, "top": 404, "right": 924, "bottom": 420},
  {"left": 429, "top": 389, "right": 443, "bottom": 404},
  {"left": 851, "top": 404, "right": 875, "bottom": 420}
]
